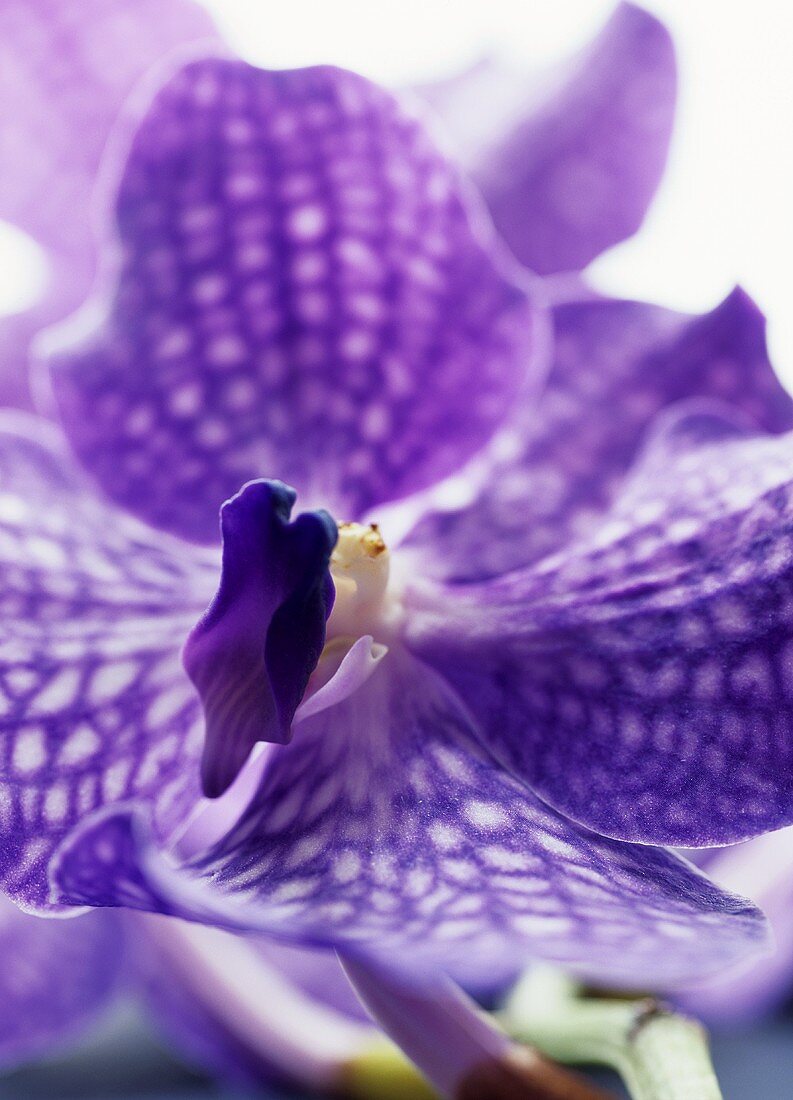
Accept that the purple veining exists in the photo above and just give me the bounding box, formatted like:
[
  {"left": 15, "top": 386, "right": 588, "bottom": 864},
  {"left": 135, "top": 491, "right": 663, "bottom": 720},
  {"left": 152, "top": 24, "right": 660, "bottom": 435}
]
[{"left": 0, "top": 0, "right": 789, "bottom": 1081}]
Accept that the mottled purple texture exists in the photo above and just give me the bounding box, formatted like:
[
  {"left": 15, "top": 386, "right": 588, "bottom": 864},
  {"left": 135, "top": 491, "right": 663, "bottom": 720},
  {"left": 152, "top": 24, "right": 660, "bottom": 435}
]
[
  {"left": 407, "top": 405, "right": 793, "bottom": 847},
  {"left": 44, "top": 58, "right": 541, "bottom": 543},
  {"left": 0, "top": 895, "right": 121, "bottom": 1065},
  {"left": 423, "top": 3, "right": 676, "bottom": 275},
  {"left": 0, "top": 416, "right": 212, "bottom": 909},
  {"left": 50, "top": 651, "right": 767, "bottom": 991},
  {"left": 0, "top": 0, "right": 221, "bottom": 405},
  {"left": 0, "top": 5, "right": 789, "bottom": 1020},
  {"left": 402, "top": 289, "right": 793, "bottom": 581},
  {"left": 184, "top": 480, "right": 336, "bottom": 797}
]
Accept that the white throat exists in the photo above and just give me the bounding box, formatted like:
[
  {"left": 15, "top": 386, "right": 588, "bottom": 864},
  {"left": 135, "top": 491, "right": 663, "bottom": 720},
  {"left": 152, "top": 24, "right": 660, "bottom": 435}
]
[{"left": 327, "top": 522, "right": 391, "bottom": 639}]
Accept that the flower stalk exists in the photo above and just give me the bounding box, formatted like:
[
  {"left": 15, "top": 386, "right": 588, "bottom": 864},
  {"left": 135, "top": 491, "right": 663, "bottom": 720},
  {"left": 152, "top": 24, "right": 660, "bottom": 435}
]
[
  {"left": 502, "top": 968, "right": 723, "bottom": 1100},
  {"left": 340, "top": 956, "right": 612, "bottom": 1099}
]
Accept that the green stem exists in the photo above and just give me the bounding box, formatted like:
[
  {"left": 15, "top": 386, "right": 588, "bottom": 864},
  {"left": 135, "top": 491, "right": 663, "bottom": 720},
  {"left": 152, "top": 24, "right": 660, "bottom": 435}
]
[{"left": 501, "top": 969, "right": 722, "bottom": 1100}]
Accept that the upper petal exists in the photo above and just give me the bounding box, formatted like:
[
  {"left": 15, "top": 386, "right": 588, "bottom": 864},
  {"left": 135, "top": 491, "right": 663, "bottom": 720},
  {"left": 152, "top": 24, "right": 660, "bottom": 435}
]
[
  {"left": 0, "top": 414, "right": 212, "bottom": 909},
  {"left": 407, "top": 404, "right": 793, "bottom": 847},
  {"left": 422, "top": 3, "right": 676, "bottom": 274},
  {"left": 401, "top": 288, "right": 793, "bottom": 581},
  {"left": 0, "top": 0, "right": 222, "bottom": 404},
  {"left": 41, "top": 57, "right": 543, "bottom": 542},
  {"left": 51, "top": 649, "right": 768, "bottom": 992}
]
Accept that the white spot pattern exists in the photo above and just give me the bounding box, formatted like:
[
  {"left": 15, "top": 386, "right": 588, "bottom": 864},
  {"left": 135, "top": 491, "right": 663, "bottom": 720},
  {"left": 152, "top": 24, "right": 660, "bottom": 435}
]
[
  {"left": 172, "top": 649, "right": 765, "bottom": 989},
  {"left": 0, "top": 424, "right": 213, "bottom": 907},
  {"left": 408, "top": 406, "right": 793, "bottom": 847},
  {"left": 47, "top": 58, "right": 537, "bottom": 543}
]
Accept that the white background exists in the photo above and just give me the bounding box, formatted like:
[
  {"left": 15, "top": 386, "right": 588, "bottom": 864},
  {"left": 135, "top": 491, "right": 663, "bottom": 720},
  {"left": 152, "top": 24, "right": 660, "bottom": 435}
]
[{"left": 2, "top": 0, "right": 792, "bottom": 382}]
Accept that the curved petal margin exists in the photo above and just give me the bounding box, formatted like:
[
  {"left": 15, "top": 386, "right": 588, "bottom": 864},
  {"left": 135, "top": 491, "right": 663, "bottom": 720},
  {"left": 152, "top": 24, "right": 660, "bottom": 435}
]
[
  {"left": 41, "top": 58, "right": 543, "bottom": 542},
  {"left": 425, "top": 2, "right": 676, "bottom": 275},
  {"left": 401, "top": 288, "right": 793, "bottom": 581},
  {"left": 407, "top": 405, "right": 793, "bottom": 847},
  {"left": 677, "top": 829, "right": 793, "bottom": 1024}
]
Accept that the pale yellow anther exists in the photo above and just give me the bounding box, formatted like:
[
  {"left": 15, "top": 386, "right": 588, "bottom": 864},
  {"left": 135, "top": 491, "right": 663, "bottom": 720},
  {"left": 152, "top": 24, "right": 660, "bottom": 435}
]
[{"left": 328, "top": 522, "right": 390, "bottom": 638}]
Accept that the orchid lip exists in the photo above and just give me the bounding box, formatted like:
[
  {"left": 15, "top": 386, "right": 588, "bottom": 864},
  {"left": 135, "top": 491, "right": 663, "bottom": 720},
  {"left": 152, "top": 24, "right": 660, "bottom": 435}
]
[{"left": 182, "top": 479, "right": 337, "bottom": 799}]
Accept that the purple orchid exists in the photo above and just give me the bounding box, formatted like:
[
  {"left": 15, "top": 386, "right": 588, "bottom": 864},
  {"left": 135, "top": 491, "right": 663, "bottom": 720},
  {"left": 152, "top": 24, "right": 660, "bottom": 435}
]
[
  {"left": 130, "top": 918, "right": 386, "bottom": 1091},
  {"left": 0, "top": 1, "right": 792, "bottom": 1094}
]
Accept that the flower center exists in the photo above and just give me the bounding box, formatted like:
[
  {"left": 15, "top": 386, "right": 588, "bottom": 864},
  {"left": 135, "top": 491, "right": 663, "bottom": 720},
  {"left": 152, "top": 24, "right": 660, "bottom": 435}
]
[{"left": 327, "top": 522, "right": 390, "bottom": 639}]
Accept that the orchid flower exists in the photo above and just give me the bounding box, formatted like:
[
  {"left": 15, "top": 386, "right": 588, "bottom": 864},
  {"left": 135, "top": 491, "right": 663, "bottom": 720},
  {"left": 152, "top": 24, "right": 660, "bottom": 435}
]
[{"left": 0, "top": 2, "right": 791, "bottom": 1096}]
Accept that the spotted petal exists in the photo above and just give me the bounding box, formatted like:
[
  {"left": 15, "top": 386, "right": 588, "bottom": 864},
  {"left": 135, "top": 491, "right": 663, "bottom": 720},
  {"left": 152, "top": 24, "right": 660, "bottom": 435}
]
[
  {"left": 0, "top": 0, "right": 222, "bottom": 405},
  {"left": 0, "top": 895, "right": 121, "bottom": 1066},
  {"left": 0, "top": 414, "right": 213, "bottom": 909},
  {"left": 42, "top": 58, "right": 542, "bottom": 543},
  {"left": 402, "top": 289, "right": 793, "bottom": 581},
  {"left": 422, "top": 3, "right": 676, "bottom": 275},
  {"left": 51, "top": 650, "right": 767, "bottom": 991},
  {"left": 407, "top": 404, "right": 793, "bottom": 847}
]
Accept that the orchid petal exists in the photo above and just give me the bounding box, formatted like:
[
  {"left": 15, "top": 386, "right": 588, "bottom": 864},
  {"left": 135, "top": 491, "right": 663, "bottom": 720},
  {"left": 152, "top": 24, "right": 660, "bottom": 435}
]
[
  {"left": 183, "top": 480, "right": 337, "bottom": 799},
  {"left": 407, "top": 404, "right": 793, "bottom": 847},
  {"left": 42, "top": 57, "right": 543, "bottom": 542},
  {"left": 0, "top": 415, "right": 212, "bottom": 909},
  {"left": 0, "top": 895, "right": 121, "bottom": 1066},
  {"left": 422, "top": 3, "right": 676, "bottom": 274},
  {"left": 402, "top": 288, "right": 793, "bottom": 581},
  {"left": 0, "top": 0, "right": 221, "bottom": 404},
  {"left": 51, "top": 651, "right": 768, "bottom": 991},
  {"left": 677, "top": 829, "right": 793, "bottom": 1024}
]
